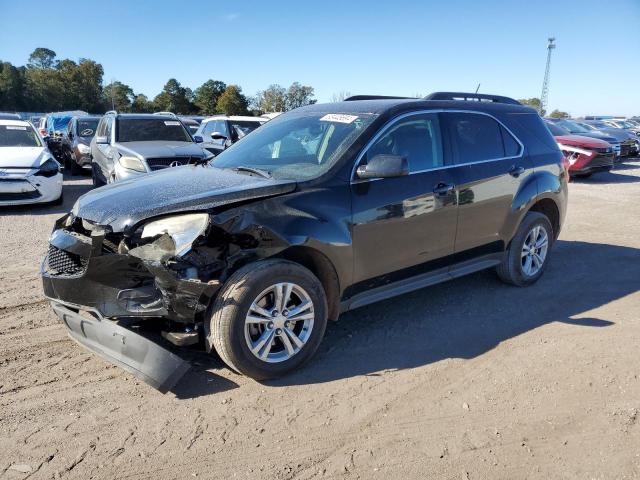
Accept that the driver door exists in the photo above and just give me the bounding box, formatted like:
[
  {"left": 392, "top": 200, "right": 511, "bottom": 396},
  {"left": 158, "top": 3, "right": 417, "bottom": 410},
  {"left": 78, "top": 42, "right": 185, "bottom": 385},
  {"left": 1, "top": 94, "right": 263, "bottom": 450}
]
[{"left": 350, "top": 112, "right": 459, "bottom": 292}]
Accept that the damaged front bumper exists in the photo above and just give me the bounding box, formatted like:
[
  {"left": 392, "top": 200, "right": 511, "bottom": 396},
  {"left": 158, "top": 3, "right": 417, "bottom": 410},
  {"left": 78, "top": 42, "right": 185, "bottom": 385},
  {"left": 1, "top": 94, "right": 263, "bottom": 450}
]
[
  {"left": 41, "top": 216, "right": 221, "bottom": 322},
  {"left": 50, "top": 300, "right": 190, "bottom": 392}
]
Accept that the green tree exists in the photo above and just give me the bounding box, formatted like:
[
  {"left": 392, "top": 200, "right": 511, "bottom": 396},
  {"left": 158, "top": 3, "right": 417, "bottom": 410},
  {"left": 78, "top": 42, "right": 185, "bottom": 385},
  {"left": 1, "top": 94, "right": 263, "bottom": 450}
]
[
  {"left": 28, "top": 48, "right": 57, "bottom": 69},
  {"left": 131, "top": 93, "right": 153, "bottom": 113},
  {"left": 256, "top": 84, "right": 286, "bottom": 113},
  {"left": 104, "top": 81, "right": 134, "bottom": 111},
  {"left": 153, "top": 78, "right": 196, "bottom": 114},
  {"left": 216, "top": 85, "right": 249, "bottom": 115},
  {"left": 0, "top": 61, "right": 27, "bottom": 111},
  {"left": 194, "top": 79, "right": 226, "bottom": 115},
  {"left": 518, "top": 97, "right": 545, "bottom": 116},
  {"left": 285, "top": 82, "right": 316, "bottom": 110},
  {"left": 549, "top": 109, "right": 570, "bottom": 119}
]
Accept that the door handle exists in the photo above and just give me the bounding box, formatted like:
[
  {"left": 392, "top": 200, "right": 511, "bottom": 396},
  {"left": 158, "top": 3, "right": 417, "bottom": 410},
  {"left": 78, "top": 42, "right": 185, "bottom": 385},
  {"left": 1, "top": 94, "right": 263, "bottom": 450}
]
[
  {"left": 509, "top": 165, "right": 525, "bottom": 177},
  {"left": 433, "top": 182, "right": 455, "bottom": 196}
]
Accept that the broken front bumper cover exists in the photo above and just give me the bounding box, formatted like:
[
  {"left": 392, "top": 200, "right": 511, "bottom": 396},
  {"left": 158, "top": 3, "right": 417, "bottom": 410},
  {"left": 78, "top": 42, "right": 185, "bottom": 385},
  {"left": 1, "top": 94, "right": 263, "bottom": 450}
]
[{"left": 50, "top": 300, "right": 190, "bottom": 393}]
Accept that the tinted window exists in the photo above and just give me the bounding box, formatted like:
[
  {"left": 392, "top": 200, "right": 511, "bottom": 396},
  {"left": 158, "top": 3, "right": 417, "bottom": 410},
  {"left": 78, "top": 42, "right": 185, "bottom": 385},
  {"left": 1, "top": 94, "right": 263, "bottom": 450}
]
[
  {"left": 116, "top": 118, "right": 191, "bottom": 142},
  {"left": 366, "top": 113, "right": 443, "bottom": 172},
  {"left": 501, "top": 126, "right": 521, "bottom": 156},
  {"left": 77, "top": 119, "right": 99, "bottom": 137},
  {"left": 445, "top": 113, "right": 506, "bottom": 163}
]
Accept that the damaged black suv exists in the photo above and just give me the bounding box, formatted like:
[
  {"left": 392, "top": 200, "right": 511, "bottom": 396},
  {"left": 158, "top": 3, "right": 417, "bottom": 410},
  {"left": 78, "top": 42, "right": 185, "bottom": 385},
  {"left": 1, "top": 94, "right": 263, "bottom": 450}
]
[{"left": 42, "top": 92, "right": 568, "bottom": 391}]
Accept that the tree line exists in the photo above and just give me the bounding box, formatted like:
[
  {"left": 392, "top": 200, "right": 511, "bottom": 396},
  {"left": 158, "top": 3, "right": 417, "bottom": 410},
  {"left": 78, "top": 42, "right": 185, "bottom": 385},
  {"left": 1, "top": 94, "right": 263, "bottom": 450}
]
[
  {"left": 517, "top": 97, "right": 569, "bottom": 118},
  {"left": 0, "top": 48, "right": 317, "bottom": 116}
]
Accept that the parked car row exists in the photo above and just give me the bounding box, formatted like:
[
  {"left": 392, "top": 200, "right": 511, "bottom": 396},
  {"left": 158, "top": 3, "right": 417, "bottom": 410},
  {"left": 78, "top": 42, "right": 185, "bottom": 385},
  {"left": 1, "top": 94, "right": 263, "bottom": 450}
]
[{"left": 543, "top": 116, "right": 640, "bottom": 178}]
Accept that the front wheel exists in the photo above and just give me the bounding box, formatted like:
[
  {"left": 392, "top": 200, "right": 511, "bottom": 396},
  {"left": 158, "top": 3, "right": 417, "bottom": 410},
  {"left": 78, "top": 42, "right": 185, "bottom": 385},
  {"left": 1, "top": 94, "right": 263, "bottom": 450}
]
[
  {"left": 207, "top": 260, "right": 328, "bottom": 379},
  {"left": 496, "top": 212, "right": 554, "bottom": 287}
]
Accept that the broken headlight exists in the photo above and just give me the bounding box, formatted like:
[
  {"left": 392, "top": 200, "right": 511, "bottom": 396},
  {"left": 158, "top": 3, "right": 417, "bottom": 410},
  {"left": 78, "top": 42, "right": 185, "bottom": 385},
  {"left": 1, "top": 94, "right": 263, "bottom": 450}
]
[{"left": 141, "top": 213, "right": 209, "bottom": 256}]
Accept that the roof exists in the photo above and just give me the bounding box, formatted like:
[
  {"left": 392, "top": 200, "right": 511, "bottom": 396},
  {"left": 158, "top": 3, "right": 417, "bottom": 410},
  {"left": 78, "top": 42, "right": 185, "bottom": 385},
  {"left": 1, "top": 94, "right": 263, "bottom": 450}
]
[
  {"left": 202, "top": 115, "right": 266, "bottom": 123},
  {"left": 0, "top": 119, "right": 32, "bottom": 127},
  {"left": 109, "top": 113, "right": 178, "bottom": 120},
  {"left": 294, "top": 98, "right": 536, "bottom": 116}
]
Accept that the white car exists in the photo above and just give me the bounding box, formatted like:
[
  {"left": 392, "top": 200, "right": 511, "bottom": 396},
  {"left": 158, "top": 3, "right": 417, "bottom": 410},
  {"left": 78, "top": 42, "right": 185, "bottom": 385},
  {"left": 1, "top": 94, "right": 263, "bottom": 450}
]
[{"left": 0, "top": 119, "right": 63, "bottom": 206}]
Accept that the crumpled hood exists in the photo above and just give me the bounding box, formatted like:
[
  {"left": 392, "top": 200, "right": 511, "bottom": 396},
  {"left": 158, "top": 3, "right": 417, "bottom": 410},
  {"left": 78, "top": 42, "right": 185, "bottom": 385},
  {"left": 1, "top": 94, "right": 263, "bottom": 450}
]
[
  {"left": 74, "top": 164, "right": 297, "bottom": 232},
  {"left": 0, "top": 147, "right": 48, "bottom": 168},
  {"left": 115, "top": 141, "right": 208, "bottom": 159}
]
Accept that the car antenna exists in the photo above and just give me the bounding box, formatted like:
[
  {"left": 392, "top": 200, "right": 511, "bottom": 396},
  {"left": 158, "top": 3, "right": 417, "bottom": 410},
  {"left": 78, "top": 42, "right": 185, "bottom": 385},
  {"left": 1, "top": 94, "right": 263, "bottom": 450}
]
[{"left": 475, "top": 83, "right": 481, "bottom": 94}]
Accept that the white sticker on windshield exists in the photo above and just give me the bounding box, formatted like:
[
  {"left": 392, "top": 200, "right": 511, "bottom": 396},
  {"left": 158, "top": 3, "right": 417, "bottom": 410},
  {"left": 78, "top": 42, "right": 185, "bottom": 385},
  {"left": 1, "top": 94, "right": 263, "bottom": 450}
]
[
  {"left": 164, "top": 121, "right": 180, "bottom": 126},
  {"left": 320, "top": 114, "right": 358, "bottom": 124},
  {"left": 6, "top": 126, "right": 27, "bottom": 130}
]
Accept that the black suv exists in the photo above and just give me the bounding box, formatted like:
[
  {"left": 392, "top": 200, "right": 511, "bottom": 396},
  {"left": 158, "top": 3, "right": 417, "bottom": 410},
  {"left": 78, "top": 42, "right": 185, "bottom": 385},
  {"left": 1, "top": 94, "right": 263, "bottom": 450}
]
[
  {"left": 42, "top": 93, "right": 568, "bottom": 391},
  {"left": 90, "top": 112, "right": 210, "bottom": 186},
  {"left": 61, "top": 115, "right": 101, "bottom": 174}
]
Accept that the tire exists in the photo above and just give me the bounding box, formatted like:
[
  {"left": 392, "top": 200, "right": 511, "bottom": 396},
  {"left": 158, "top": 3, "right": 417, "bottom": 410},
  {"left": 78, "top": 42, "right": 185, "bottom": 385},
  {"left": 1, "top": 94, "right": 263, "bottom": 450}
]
[
  {"left": 207, "top": 259, "right": 328, "bottom": 380},
  {"left": 496, "top": 212, "right": 554, "bottom": 287},
  {"left": 69, "top": 155, "right": 82, "bottom": 176},
  {"left": 91, "top": 163, "right": 105, "bottom": 187}
]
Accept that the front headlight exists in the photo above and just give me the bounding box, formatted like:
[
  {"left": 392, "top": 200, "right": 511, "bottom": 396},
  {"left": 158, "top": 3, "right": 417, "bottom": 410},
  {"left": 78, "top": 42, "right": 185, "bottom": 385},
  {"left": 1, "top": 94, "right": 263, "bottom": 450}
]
[
  {"left": 78, "top": 144, "right": 91, "bottom": 154},
  {"left": 119, "top": 155, "right": 146, "bottom": 172},
  {"left": 141, "top": 213, "right": 209, "bottom": 256},
  {"left": 35, "top": 158, "right": 60, "bottom": 177}
]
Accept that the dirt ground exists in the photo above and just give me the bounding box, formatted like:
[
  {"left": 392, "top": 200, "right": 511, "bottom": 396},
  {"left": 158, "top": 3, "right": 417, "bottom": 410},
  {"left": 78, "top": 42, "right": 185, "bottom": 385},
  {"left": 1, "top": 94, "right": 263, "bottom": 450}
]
[{"left": 1, "top": 160, "right": 639, "bottom": 480}]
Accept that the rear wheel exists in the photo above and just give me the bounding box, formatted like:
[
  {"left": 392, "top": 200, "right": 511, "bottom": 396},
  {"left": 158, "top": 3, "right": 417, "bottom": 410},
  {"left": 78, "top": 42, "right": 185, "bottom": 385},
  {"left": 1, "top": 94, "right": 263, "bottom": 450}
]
[
  {"left": 496, "top": 212, "right": 553, "bottom": 287},
  {"left": 207, "top": 260, "right": 328, "bottom": 379}
]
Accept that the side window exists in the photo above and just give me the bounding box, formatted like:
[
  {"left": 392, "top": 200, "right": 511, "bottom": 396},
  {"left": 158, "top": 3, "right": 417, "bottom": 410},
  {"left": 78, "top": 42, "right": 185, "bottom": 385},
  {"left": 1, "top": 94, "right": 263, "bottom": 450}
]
[
  {"left": 96, "top": 118, "right": 105, "bottom": 137},
  {"left": 104, "top": 117, "right": 114, "bottom": 140},
  {"left": 365, "top": 113, "right": 443, "bottom": 172},
  {"left": 216, "top": 120, "right": 229, "bottom": 136},
  {"left": 501, "top": 126, "right": 521, "bottom": 157},
  {"left": 445, "top": 113, "right": 507, "bottom": 164}
]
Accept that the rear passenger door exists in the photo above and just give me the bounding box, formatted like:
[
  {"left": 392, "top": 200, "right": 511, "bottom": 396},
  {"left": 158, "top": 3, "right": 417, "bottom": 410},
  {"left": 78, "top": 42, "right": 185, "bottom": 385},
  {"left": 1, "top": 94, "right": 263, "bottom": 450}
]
[
  {"left": 442, "top": 111, "right": 530, "bottom": 256},
  {"left": 350, "top": 112, "right": 458, "bottom": 290}
]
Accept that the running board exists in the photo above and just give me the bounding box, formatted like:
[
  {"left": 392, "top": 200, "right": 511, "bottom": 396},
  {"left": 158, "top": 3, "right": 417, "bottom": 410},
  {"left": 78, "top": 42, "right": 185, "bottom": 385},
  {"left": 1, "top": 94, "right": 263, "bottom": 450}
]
[{"left": 341, "top": 254, "right": 502, "bottom": 312}]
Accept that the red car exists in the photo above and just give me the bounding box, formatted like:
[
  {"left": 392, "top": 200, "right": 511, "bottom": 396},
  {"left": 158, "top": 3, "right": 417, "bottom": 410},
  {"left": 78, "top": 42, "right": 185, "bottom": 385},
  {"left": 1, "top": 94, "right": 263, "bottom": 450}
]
[{"left": 545, "top": 121, "right": 615, "bottom": 178}]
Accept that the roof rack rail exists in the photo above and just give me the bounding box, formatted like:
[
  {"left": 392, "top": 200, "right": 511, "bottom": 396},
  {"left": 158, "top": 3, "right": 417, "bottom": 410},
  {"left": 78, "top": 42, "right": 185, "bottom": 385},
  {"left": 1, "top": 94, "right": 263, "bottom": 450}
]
[
  {"left": 154, "top": 111, "right": 177, "bottom": 118},
  {"left": 424, "top": 92, "right": 521, "bottom": 105},
  {"left": 105, "top": 110, "right": 118, "bottom": 115},
  {"left": 344, "top": 95, "right": 417, "bottom": 101}
]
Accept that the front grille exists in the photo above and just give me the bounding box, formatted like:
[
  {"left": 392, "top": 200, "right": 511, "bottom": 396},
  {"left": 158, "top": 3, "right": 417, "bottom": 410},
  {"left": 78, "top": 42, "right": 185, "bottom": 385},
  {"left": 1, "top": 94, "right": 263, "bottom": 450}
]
[
  {"left": 46, "top": 245, "right": 88, "bottom": 276},
  {"left": 146, "top": 157, "right": 194, "bottom": 171},
  {"left": 588, "top": 154, "right": 615, "bottom": 168},
  {"left": 592, "top": 147, "right": 612, "bottom": 154},
  {"left": 0, "top": 191, "right": 41, "bottom": 202}
]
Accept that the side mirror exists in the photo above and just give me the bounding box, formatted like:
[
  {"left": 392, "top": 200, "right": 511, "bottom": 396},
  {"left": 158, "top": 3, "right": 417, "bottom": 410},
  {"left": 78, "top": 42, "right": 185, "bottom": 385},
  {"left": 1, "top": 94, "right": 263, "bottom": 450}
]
[
  {"left": 211, "top": 132, "right": 227, "bottom": 141},
  {"left": 356, "top": 154, "right": 409, "bottom": 179},
  {"left": 193, "top": 135, "right": 203, "bottom": 143},
  {"left": 95, "top": 135, "right": 109, "bottom": 144}
]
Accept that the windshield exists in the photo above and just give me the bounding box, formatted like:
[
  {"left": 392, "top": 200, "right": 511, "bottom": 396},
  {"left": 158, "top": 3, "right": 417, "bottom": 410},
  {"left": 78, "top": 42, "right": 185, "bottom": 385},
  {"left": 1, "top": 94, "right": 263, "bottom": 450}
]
[
  {"left": 589, "top": 121, "right": 608, "bottom": 129},
  {"left": 545, "top": 122, "right": 568, "bottom": 136},
  {"left": 557, "top": 120, "right": 589, "bottom": 133},
  {"left": 212, "top": 112, "right": 376, "bottom": 180},
  {"left": 0, "top": 124, "right": 42, "bottom": 147},
  {"left": 77, "top": 119, "right": 99, "bottom": 137},
  {"left": 116, "top": 118, "right": 192, "bottom": 142}
]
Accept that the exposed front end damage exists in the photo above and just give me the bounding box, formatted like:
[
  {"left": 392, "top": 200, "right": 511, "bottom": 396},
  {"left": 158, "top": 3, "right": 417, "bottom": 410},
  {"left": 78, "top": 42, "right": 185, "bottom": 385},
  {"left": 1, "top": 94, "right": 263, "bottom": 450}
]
[{"left": 42, "top": 196, "right": 296, "bottom": 390}]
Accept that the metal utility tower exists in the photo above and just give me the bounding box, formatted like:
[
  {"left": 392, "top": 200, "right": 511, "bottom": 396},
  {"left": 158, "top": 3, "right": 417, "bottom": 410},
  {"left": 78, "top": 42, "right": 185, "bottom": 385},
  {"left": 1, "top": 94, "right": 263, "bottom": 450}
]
[{"left": 540, "top": 37, "right": 556, "bottom": 114}]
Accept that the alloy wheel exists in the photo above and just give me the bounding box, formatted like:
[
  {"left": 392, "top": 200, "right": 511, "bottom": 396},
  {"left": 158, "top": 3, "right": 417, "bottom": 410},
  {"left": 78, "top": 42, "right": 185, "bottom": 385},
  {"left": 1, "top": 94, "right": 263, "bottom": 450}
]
[
  {"left": 521, "top": 224, "right": 549, "bottom": 277},
  {"left": 244, "top": 282, "right": 315, "bottom": 363}
]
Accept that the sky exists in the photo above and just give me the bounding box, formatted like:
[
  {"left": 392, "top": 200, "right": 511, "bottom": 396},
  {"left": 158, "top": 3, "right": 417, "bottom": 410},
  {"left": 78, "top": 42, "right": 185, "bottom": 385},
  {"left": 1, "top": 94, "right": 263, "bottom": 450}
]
[{"left": 1, "top": 0, "right": 639, "bottom": 116}]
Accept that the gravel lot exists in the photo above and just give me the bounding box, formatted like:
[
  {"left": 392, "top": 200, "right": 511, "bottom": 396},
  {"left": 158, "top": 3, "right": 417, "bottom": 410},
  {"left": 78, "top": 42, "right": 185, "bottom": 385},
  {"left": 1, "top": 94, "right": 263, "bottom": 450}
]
[{"left": 1, "top": 160, "right": 639, "bottom": 480}]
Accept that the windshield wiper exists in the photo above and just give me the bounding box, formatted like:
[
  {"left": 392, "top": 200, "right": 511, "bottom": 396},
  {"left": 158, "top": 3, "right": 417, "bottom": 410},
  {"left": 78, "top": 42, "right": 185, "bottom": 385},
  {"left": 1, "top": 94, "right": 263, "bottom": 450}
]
[{"left": 232, "top": 166, "right": 272, "bottom": 179}]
